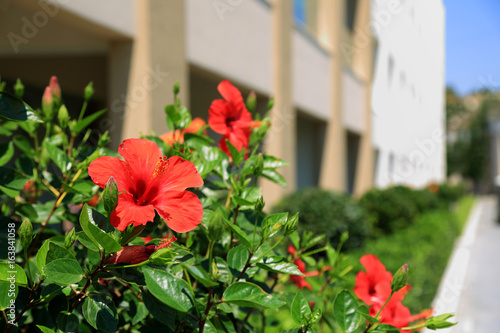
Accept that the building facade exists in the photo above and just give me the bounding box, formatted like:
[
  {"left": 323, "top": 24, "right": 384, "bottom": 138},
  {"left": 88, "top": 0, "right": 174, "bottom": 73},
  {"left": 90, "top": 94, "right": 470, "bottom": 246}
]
[{"left": 0, "top": 0, "right": 446, "bottom": 205}]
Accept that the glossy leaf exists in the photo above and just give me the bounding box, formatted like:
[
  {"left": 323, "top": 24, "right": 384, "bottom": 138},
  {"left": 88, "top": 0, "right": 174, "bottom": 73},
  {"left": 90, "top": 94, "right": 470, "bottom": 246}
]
[
  {"left": 261, "top": 169, "right": 287, "bottom": 187},
  {"left": 0, "top": 262, "right": 27, "bottom": 287},
  {"left": 223, "top": 219, "right": 251, "bottom": 249},
  {"left": 261, "top": 213, "right": 288, "bottom": 239},
  {"left": 256, "top": 256, "right": 303, "bottom": 275},
  {"left": 222, "top": 282, "right": 286, "bottom": 309},
  {"left": 333, "top": 290, "right": 362, "bottom": 333},
  {"left": 0, "top": 142, "right": 14, "bottom": 166},
  {"left": 143, "top": 266, "right": 194, "bottom": 312},
  {"left": 291, "top": 290, "right": 311, "bottom": 326},
  {"left": 73, "top": 109, "right": 106, "bottom": 134},
  {"left": 36, "top": 326, "right": 55, "bottom": 333},
  {"left": 82, "top": 295, "right": 117, "bottom": 333},
  {"left": 180, "top": 262, "right": 218, "bottom": 287},
  {"left": 42, "top": 258, "right": 83, "bottom": 285},
  {"left": 142, "top": 290, "right": 176, "bottom": 331},
  {"left": 57, "top": 311, "right": 79, "bottom": 333},
  {"left": 79, "top": 204, "right": 121, "bottom": 253},
  {"left": 0, "top": 91, "right": 41, "bottom": 122},
  {"left": 227, "top": 245, "right": 250, "bottom": 277}
]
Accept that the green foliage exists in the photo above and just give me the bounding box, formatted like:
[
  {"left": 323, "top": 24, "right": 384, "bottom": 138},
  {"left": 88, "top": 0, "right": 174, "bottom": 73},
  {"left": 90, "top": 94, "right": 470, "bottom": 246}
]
[
  {"left": 359, "top": 186, "right": 419, "bottom": 236},
  {"left": 273, "top": 188, "right": 371, "bottom": 251},
  {"left": 436, "top": 182, "right": 466, "bottom": 203}
]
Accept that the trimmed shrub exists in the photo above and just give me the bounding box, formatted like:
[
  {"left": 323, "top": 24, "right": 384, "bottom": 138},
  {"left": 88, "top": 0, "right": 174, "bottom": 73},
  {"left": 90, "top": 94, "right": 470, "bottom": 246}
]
[
  {"left": 359, "top": 185, "right": 418, "bottom": 236},
  {"left": 272, "top": 187, "right": 371, "bottom": 251},
  {"left": 408, "top": 188, "right": 444, "bottom": 213},
  {"left": 436, "top": 182, "right": 466, "bottom": 203}
]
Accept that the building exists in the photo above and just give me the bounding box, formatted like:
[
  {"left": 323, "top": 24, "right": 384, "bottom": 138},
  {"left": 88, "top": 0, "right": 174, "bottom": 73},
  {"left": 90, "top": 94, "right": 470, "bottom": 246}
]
[{"left": 0, "top": 0, "right": 446, "bottom": 205}]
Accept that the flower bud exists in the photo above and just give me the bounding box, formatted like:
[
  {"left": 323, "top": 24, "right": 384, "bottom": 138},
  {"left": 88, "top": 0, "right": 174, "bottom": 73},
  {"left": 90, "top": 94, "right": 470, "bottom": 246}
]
[
  {"left": 253, "top": 153, "right": 264, "bottom": 177},
  {"left": 391, "top": 264, "right": 408, "bottom": 292},
  {"left": 246, "top": 91, "right": 256, "bottom": 113},
  {"left": 284, "top": 213, "right": 299, "bottom": 235},
  {"left": 425, "top": 313, "right": 456, "bottom": 330},
  {"left": 98, "top": 131, "right": 110, "bottom": 147},
  {"left": 84, "top": 81, "right": 94, "bottom": 101},
  {"left": 210, "top": 259, "right": 220, "bottom": 281},
  {"left": 49, "top": 76, "right": 61, "bottom": 99},
  {"left": 57, "top": 104, "right": 69, "bottom": 129},
  {"left": 173, "top": 82, "right": 180, "bottom": 95},
  {"left": 64, "top": 228, "right": 77, "bottom": 249},
  {"left": 103, "top": 176, "right": 119, "bottom": 214},
  {"left": 42, "top": 86, "right": 53, "bottom": 120},
  {"left": 255, "top": 196, "right": 265, "bottom": 212},
  {"left": 208, "top": 208, "right": 225, "bottom": 241},
  {"left": 14, "top": 78, "right": 24, "bottom": 98},
  {"left": 19, "top": 218, "right": 33, "bottom": 249}
]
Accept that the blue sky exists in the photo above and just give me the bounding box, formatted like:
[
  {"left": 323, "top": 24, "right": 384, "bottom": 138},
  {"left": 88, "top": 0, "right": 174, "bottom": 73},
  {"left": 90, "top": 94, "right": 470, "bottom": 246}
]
[{"left": 444, "top": 0, "right": 500, "bottom": 96}]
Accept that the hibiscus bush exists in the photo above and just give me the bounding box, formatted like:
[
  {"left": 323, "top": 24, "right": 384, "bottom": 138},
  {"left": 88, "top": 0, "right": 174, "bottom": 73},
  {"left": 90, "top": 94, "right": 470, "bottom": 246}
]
[{"left": 0, "top": 77, "right": 456, "bottom": 332}]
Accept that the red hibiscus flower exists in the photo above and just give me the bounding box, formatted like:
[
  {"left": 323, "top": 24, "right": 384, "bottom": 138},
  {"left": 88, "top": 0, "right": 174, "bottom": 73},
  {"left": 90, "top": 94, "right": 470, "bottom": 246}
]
[
  {"left": 88, "top": 138, "right": 203, "bottom": 232},
  {"left": 354, "top": 254, "right": 393, "bottom": 307},
  {"left": 287, "top": 244, "right": 329, "bottom": 291},
  {"left": 107, "top": 235, "right": 177, "bottom": 265},
  {"left": 160, "top": 117, "right": 207, "bottom": 146},
  {"left": 208, "top": 80, "right": 259, "bottom": 158}
]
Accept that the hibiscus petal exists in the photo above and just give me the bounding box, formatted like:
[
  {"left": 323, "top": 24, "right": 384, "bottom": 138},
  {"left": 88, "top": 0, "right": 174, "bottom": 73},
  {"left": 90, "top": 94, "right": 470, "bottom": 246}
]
[
  {"left": 110, "top": 192, "right": 156, "bottom": 231},
  {"left": 184, "top": 117, "right": 206, "bottom": 134},
  {"left": 155, "top": 156, "right": 203, "bottom": 193},
  {"left": 208, "top": 99, "right": 232, "bottom": 134},
  {"left": 217, "top": 80, "right": 246, "bottom": 115},
  {"left": 118, "top": 138, "right": 163, "bottom": 187},
  {"left": 88, "top": 156, "right": 132, "bottom": 192},
  {"left": 151, "top": 190, "right": 203, "bottom": 233}
]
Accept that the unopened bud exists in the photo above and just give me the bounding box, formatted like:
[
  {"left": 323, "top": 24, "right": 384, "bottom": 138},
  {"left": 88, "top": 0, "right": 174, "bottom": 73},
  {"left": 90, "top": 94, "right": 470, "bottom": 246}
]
[
  {"left": 284, "top": 213, "right": 299, "bottom": 235},
  {"left": 173, "top": 82, "right": 180, "bottom": 95},
  {"left": 253, "top": 153, "right": 264, "bottom": 177},
  {"left": 211, "top": 259, "right": 220, "bottom": 281},
  {"left": 425, "top": 313, "right": 456, "bottom": 330},
  {"left": 14, "top": 78, "right": 24, "bottom": 98},
  {"left": 49, "top": 76, "right": 61, "bottom": 99},
  {"left": 84, "top": 81, "right": 94, "bottom": 101},
  {"left": 103, "top": 176, "right": 119, "bottom": 214},
  {"left": 98, "top": 131, "right": 110, "bottom": 147},
  {"left": 208, "top": 208, "right": 225, "bottom": 241},
  {"left": 246, "top": 91, "right": 256, "bottom": 113},
  {"left": 19, "top": 218, "right": 33, "bottom": 248},
  {"left": 255, "top": 196, "right": 265, "bottom": 212},
  {"left": 64, "top": 228, "right": 77, "bottom": 249},
  {"left": 391, "top": 264, "right": 408, "bottom": 292},
  {"left": 58, "top": 105, "right": 69, "bottom": 129},
  {"left": 42, "top": 86, "right": 53, "bottom": 120}
]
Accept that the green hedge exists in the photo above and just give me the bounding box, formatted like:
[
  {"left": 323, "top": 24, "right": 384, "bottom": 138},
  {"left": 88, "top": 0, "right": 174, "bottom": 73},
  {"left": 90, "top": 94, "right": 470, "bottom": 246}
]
[
  {"left": 342, "top": 195, "right": 474, "bottom": 312},
  {"left": 272, "top": 188, "right": 371, "bottom": 251}
]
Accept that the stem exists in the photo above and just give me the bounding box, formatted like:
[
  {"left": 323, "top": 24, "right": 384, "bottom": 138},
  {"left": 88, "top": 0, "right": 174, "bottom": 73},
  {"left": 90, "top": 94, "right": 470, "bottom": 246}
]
[
  {"left": 374, "top": 291, "right": 394, "bottom": 320},
  {"left": 199, "top": 288, "right": 214, "bottom": 333},
  {"left": 69, "top": 255, "right": 109, "bottom": 312},
  {"left": 4, "top": 280, "right": 43, "bottom": 332},
  {"left": 252, "top": 235, "right": 286, "bottom": 264},
  {"left": 78, "top": 100, "right": 88, "bottom": 122},
  {"left": 23, "top": 249, "right": 32, "bottom": 288},
  {"left": 229, "top": 206, "right": 240, "bottom": 250}
]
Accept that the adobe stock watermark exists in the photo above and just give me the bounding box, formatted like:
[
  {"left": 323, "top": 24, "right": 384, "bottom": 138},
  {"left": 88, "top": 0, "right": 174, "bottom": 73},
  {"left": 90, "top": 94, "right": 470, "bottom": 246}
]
[
  {"left": 212, "top": 0, "right": 243, "bottom": 21},
  {"left": 7, "top": 0, "right": 69, "bottom": 54},
  {"left": 384, "top": 128, "right": 444, "bottom": 182},
  {"left": 5, "top": 222, "right": 17, "bottom": 326},
  {"left": 341, "top": 0, "right": 403, "bottom": 60}
]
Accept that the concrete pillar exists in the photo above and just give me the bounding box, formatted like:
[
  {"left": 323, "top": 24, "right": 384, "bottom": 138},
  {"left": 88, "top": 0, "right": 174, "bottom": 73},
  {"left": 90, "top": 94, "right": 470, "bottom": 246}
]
[
  {"left": 262, "top": 0, "right": 295, "bottom": 208},
  {"left": 317, "top": 0, "right": 346, "bottom": 192},
  {"left": 352, "top": 0, "right": 375, "bottom": 196},
  {"left": 118, "top": 0, "right": 188, "bottom": 141}
]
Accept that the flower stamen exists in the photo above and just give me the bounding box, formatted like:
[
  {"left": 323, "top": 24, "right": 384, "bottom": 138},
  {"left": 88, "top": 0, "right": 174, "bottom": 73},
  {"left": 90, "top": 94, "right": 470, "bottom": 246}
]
[{"left": 153, "top": 156, "right": 169, "bottom": 178}]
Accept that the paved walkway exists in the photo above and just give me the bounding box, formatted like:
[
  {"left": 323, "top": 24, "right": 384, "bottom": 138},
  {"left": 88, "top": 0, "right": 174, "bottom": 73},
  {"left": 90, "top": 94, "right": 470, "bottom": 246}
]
[{"left": 424, "top": 196, "right": 500, "bottom": 333}]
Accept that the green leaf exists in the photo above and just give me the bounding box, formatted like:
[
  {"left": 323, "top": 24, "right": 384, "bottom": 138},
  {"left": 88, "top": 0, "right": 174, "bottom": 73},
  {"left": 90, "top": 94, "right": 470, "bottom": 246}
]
[
  {"left": 36, "top": 325, "right": 55, "bottom": 333},
  {"left": 82, "top": 295, "right": 117, "bottom": 333},
  {"left": 42, "top": 258, "right": 83, "bottom": 285},
  {"left": 0, "top": 91, "right": 41, "bottom": 122},
  {"left": 57, "top": 311, "right": 79, "bottom": 333},
  {"left": 222, "top": 282, "right": 286, "bottom": 309},
  {"left": 0, "top": 142, "right": 14, "bottom": 166},
  {"left": 73, "top": 109, "right": 106, "bottom": 134},
  {"left": 291, "top": 290, "right": 311, "bottom": 326},
  {"left": 180, "top": 262, "right": 218, "bottom": 287},
  {"left": 372, "top": 324, "right": 400, "bottom": 331},
  {"left": 333, "top": 291, "right": 362, "bottom": 333},
  {"left": 142, "top": 290, "right": 176, "bottom": 331},
  {"left": 261, "top": 169, "right": 287, "bottom": 187},
  {"left": 0, "top": 281, "right": 15, "bottom": 310},
  {"left": 0, "top": 262, "right": 27, "bottom": 287},
  {"left": 223, "top": 219, "right": 251, "bottom": 249},
  {"left": 261, "top": 213, "right": 288, "bottom": 239},
  {"left": 14, "top": 203, "right": 38, "bottom": 221},
  {"left": 263, "top": 155, "right": 288, "bottom": 169},
  {"left": 226, "top": 139, "right": 244, "bottom": 166},
  {"left": 13, "top": 134, "right": 33, "bottom": 158},
  {"left": 357, "top": 305, "right": 378, "bottom": 324},
  {"left": 43, "top": 141, "right": 68, "bottom": 172},
  {"left": 227, "top": 245, "right": 250, "bottom": 277},
  {"left": 0, "top": 167, "right": 29, "bottom": 191},
  {"left": 46, "top": 242, "right": 76, "bottom": 264},
  {"left": 36, "top": 240, "right": 50, "bottom": 272},
  {"left": 143, "top": 266, "right": 194, "bottom": 312},
  {"left": 79, "top": 204, "right": 121, "bottom": 253},
  {"left": 256, "top": 256, "right": 303, "bottom": 275}
]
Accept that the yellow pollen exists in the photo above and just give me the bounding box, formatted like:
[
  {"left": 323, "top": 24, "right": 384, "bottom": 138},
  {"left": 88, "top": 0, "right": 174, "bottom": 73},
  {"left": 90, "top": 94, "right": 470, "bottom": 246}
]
[{"left": 153, "top": 156, "right": 168, "bottom": 178}]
